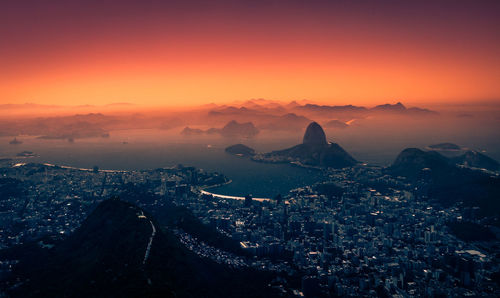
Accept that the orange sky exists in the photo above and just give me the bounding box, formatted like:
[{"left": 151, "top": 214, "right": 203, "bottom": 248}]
[{"left": 1, "top": 0, "right": 499, "bottom": 107}]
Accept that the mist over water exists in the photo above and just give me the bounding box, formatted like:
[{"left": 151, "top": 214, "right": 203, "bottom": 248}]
[
  {"left": 328, "top": 114, "right": 500, "bottom": 164},
  {"left": 1, "top": 113, "right": 499, "bottom": 197},
  {"left": 0, "top": 129, "right": 323, "bottom": 197}
]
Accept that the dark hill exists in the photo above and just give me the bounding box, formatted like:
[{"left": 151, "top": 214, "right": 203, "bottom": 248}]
[
  {"left": 302, "top": 122, "right": 327, "bottom": 146},
  {"left": 371, "top": 102, "right": 438, "bottom": 115},
  {"left": 389, "top": 148, "right": 451, "bottom": 179},
  {"left": 4, "top": 199, "right": 275, "bottom": 297},
  {"left": 254, "top": 122, "right": 357, "bottom": 168},
  {"left": 451, "top": 150, "right": 500, "bottom": 171},
  {"left": 388, "top": 148, "right": 500, "bottom": 216},
  {"left": 372, "top": 102, "right": 406, "bottom": 112},
  {"left": 394, "top": 148, "right": 499, "bottom": 173},
  {"left": 262, "top": 142, "right": 357, "bottom": 168},
  {"left": 225, "top": 144, "right": 256, "bottom": 156}
]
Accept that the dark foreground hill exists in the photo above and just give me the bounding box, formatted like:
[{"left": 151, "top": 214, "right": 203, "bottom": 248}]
[
  {"left": 388, "top": 148, "right": 500, "bottom": 216},
  {"left": 1, "top": 199, "right": 276, "bottom": 298},
  {"left": 426, "top": 143, "right": 499, "bottom": 171},
  {"left": 451, "top": 150, "right": 500, "bottom": 171},
  {"left": 389, "top": 148, "right": 452, "bottom": 180}
]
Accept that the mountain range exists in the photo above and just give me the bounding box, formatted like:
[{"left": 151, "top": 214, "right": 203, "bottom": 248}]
[
  {"left": 181, "top": 120, "right": 260, "bottom": 138},
  {"left": 0, "top": 99, "right": 440, "bottom": 139}
]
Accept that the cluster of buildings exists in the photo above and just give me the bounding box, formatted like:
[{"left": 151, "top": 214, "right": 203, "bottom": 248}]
[
  {"left": 0, "top": 160, "right": 225, "bottom": 249},
  {"left": 177, "top": 165, "right": 500, "bottom": 297},
  {"left": 173, "top": 228, "right": 248, "bottom": 268},
  {"left": 0, "top": 159, "right": 499, "bottom": 297}
]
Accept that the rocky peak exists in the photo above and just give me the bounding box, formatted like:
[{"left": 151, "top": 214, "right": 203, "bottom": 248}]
[{"left": 303, "top": 122, "right": 327, "bottom": 146}]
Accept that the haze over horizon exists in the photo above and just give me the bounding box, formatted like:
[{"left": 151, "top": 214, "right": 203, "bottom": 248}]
[
  {"left": 2, "top": 0, "right": 500, "bottom": 107},
  {"left": 3, "top": 98, "right": 500, "bottom": 109},
  {"left": 2, "top": 2, "right": 500, "bottom": 297}
]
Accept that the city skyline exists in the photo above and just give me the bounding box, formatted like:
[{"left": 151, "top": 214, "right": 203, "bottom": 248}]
[{"left": 1, "top": 1, "right": 499, "bottom": 297}]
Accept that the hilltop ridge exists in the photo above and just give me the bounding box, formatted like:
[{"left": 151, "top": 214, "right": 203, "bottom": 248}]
[{"left": 2, "top": 199, "right": 276, "bottom": 298}]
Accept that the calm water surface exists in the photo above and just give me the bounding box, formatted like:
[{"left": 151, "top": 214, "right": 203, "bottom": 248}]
[{"left": 2, "top": 118, "right": 499, "bottom": 197}]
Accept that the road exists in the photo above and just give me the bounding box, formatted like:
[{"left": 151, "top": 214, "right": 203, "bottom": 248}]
[{"left": 139, "top": 211, "right": 156, "bottom": 265}]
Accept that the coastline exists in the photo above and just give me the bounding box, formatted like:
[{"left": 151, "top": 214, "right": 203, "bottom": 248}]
[
  {"left": 8, "top": 160, "right": 304, "bottom": 203},
  {"left": 199, "top": 189, "right": 272, "bottom": 202},
  {"left": 250, "top": 154, "right": 324, "bottom": 171},
  {"left": 197, "top": 179, "right": 276, "bottom": 201},
  {"left": 198, "top": 178, "right": 233, "bottom": 190}
]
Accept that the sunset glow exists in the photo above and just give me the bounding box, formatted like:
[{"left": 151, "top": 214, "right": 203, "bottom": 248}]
[
  {"left": 2, "top": 2, "right": 500, "bottom": 296},
  {"left": 1, "top": 0, "right": 499, "bottom": 107}
]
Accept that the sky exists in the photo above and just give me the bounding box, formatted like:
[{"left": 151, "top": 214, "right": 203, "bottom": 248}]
[{"left": 1, "top": 0, "right": 499, "bottom": 107}]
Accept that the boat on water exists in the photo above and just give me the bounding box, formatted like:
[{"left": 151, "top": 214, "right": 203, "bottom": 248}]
[
  {"left": 9, "top": 137, "right": 22, "bottom": 145},
  {"left": 16, "top": 151, "right": 38, "bottom": 157}
]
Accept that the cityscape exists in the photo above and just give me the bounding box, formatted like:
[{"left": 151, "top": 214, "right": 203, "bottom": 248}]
[
  {"left": 1, "top": 0, "right": 500, "bottom": 297},
  {"left": 1, "top": 122, "right": 499, "bottom": 296}
]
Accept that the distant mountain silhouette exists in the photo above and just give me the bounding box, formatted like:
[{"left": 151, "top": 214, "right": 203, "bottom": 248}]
[
  {"left": 208, "top": 106, "right": 253, "bottom": 116},
  {"left": 208, "top": 105, "right": 281, "bottom": 118},
  {"left": 426, "top": 143, "right": 499, "bottom": 171},
  {"left": 259, "top": 113, "right": 312, "bottom": 131},
  {"left": 181, "top": 126, "right": 205, "bottom": 135},
  {"left": 428, "top": 143, "right": 462, "bottom": 151},
  {"left": 391, "top": 148, "right": 500, "bottom": 175},
  {"left": 0, "top": 112, "right": 187, "bottom": 139},
  {"left": 253, "top": 122, "right": 357, "bottom": 168},
  {"left": 225, "top": 144, "right": 256, "bottom": 156},
  {"left": 190, "top": 100, "right": 441, "bottom": 133},
  {"left": 3, "top": 199, "right": 275, "bottom": 297},
  {"left": 288, "top": 102, "right": 437, "bottom": 118},
  {"left": 220, "top": 120, "right": 259, "bottom": 138},
  {"left": 239, "top": 99, "right": 286, "bottom": 113},
  {"left": 181, "top": 121, "right": 259, "bottom": 138},
  {"left": 294, "top": 104, "right": 367, "bottom": 114},
  {"left": 0, "top": 100, "right": 442, "bottom": 138},
  {"left": 323, "top": 119, "right": 349, "bottom": 129},
  {"left": 451, "top": 150, "right": 500, "bottom": 171},
  {"left": 36, "top": 121, "right": 110, "bottom": 140},
  {"left": 285, "top": 100, "right": 300, "bottom": 109},
  {"left": 388, "top": 148, "right": 500, "bottom": 216},
  {"left": 405, "top": 107, "right": 439, "bottom": 115},
  {"left": 371, "top": 102, "right": 438, "bottom": 115}
]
